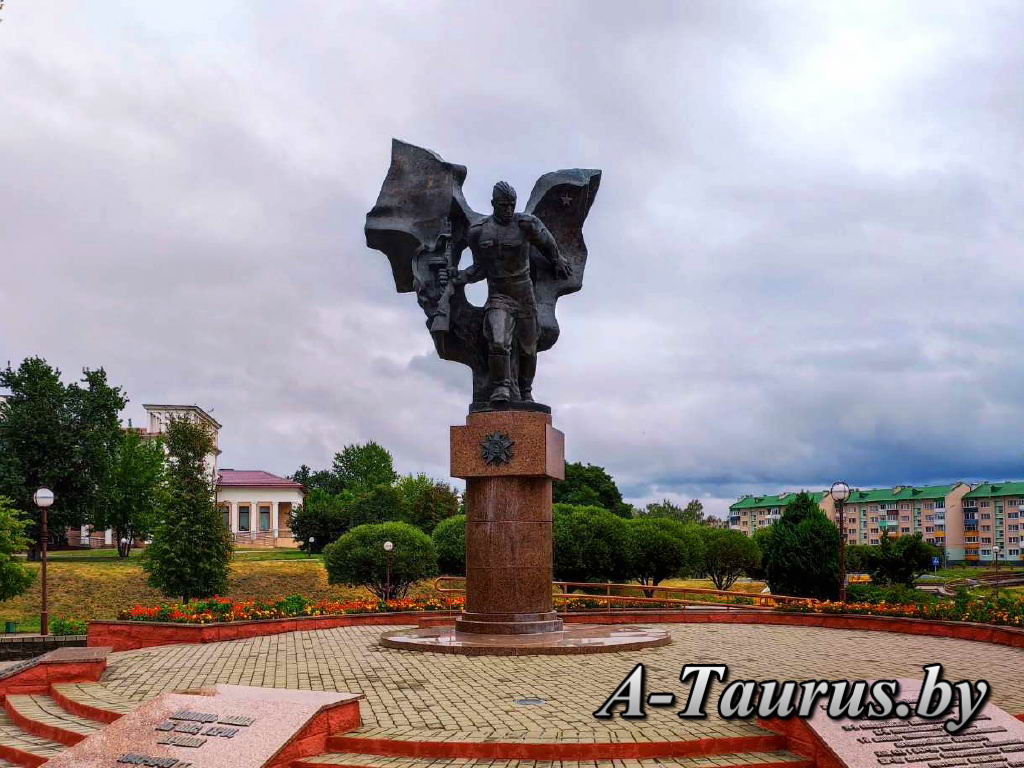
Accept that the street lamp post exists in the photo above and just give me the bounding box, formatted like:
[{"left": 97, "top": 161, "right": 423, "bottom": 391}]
[
  {"left": 993, "top": 545, "right": 1001, "bottom": 599},
  {"left": 830, "top": 481, "right": 851, "bottom": 603},
  {"left": 307, "top": 536, "right": 315, "bottom": 558},
  {"left": 383, "top": 540, "right": 394, "bottom": 601},
  {"left": 33, "top": 488, "right": 54, "bottom": 636}
]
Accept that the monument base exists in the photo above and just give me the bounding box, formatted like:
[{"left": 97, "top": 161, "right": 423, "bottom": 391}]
[
  {"left": 380, "top": 623, "right": 671, "bottom": 656},
  {"left": 454, "top": 610, "right": 563, "bottom": 634},
  {"left": 451, "top": 409, "right": 565, "bottom": 636}
]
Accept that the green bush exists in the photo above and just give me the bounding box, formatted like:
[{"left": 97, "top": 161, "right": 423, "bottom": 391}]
[
  {"left": 290, "top": 489, "right": 349, "bottom": 553},
  {"left": 432, "top": 515, "right": 466, "bottom": 576},
  {"left": 624, "top": 517, "right": 704, "bottom": 595},
  {"left": 0, "top": 497, "right": 34, "bottom": 602},
  {"left": 323, "top": 521, "right": 437, "bottom": 600},
  {"left": 553, "top": 504, "right": 630, "bottom": 584},
  {"left": 698, "top": 527, "right": 760, "bottom": 590},
  {"left": 865, "top": 533, "right": 940, "bottom": 586},
  {"left": 396, "top": 474, "right": 460, "bottom": 533},
  {"left": 760, "top": 491, "right": 840, "bottom": 601},
  {"left": 845, "top": 544, "right": 874, "bottom": 574},
  {"left": 50, "top": 616, "right": 88, "bottom": 635}
]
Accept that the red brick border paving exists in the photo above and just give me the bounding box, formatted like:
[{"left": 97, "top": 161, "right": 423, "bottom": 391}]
[{"left": 90, "top": 610, "right": 1024, "bottom": 652}]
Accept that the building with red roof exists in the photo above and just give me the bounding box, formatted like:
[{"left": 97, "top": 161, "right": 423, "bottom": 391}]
[{"left": 216, "top": 469, "right": 305, "bottom": 548}]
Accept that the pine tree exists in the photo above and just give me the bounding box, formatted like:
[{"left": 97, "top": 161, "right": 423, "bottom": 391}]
[
  {"left": 761, "top": 491, "right": 840, "bottom": 600},
  {"left": 141, "top": 417, "right": 232, "bottom": 602}
]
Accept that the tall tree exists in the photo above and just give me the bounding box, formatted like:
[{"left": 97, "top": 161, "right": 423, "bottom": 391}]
[
  {"left": 345, "top": 484, "right": 405, "bottom": 528},
  {"left": 396, "top": 474, "right": 460, "bottom": 533},
  {"left": 0, "top": 358, "right": 126, "bottom": 555},
  {"left": 644, "top": 498, "right": 705, "bottom": 524},
  {"left": 760, "top": 491, "right": 840, "bottom": 600},
  {"left": 289, "top": 489, "right": 349, "bottom": 554},
  {"left": 291, "top": 464, "right": 346, "bottom": 495},
  {"left": 553, "top": 462, "right": 631, "bottom": 517},
  {"left": 92, "top": 430, "right": 166, "bottom": 557},
  {"left": 142, "top": 417, "right": 233, "bottom": 602},
  {"left": 0, "top": 497, "right": 35, "bottom": 601},
  {"left": 332, "top": 442, "right": 397, "bottom": 494}
]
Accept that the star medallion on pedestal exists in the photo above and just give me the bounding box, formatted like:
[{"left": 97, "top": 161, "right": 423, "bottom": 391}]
[{"left": 480, "top": 432, "right": 515, "bottom": 465}]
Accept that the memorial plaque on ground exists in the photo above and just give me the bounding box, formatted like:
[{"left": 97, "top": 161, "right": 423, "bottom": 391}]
[
  {"left": 44, "top": 684, "right": 362, "bottom": 768},
  {"left": 799, "top": 680, "right": 1024, "bottom": 768}
]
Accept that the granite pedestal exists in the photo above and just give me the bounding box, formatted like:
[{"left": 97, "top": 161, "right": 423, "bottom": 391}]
[
  {"left": 450, "top": 409, "right": 564, "bottom": 635},
  {"left": 380, "top": 409, "right": 671, "bottom": 654}
]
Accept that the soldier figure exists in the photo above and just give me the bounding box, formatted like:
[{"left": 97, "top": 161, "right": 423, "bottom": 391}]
[{"left": 445, "top": 181, "right": 572, "bottom": 404}]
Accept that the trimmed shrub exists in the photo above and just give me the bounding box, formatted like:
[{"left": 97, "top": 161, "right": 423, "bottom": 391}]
[
  {"left": 699, "top": 527, "right": 761, "bottom": 590},
  {"left": 553, "top": 504, "right": 630, "bottom": 585},
  {"left": 323, "top": 521, "right": 437, "bottom": 600},
  {"left": 432, "top": 514, "right": 466, "bottom": 576},
  {"left": 624, "top": 517, "right": 705, "bottom": 596}
]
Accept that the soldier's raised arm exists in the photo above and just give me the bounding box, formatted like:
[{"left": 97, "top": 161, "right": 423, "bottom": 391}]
[{"left": 521, "top": 216, "right": 571, "bottom": 279}]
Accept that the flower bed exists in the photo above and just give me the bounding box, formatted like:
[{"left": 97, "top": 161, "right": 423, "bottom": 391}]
[
  {"left": 780, "top": 593, "right": 1024, "bottom": 628},
  {"left": 558, "top": 595, "right": 757, "bottom": 611},
  {"left": 120, "top": 593, "right": 763, "bottom": 625},
  {"left": 120, "top": 595, "right": 464, "bottom": 624}
]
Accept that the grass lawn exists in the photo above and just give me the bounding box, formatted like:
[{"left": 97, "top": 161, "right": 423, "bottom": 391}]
[
  {"left": 0, "top": 548, "right": 763, "bottom": 632},
  {"left": 0, "top": 554, "right": 377, "bottom": 632},
  {"left": 927, "top": 566, "right": 1023, "bottom": 580}
]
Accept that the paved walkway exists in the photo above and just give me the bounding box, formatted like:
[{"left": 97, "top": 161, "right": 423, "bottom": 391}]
[{"left": 88, "top": 623, "right": 1024, "bottom": 743}]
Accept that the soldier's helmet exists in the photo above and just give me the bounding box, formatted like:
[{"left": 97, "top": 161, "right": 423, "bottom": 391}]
[{"left": 492, "top": 181, "right": 517, "bottom": 205}]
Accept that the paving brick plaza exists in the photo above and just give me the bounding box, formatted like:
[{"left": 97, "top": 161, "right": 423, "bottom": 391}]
[{"left": 81, "top": 623, "right": 1024, "bottom": 743}]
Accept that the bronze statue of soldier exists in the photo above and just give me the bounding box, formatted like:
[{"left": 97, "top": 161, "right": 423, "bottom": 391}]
[
  {"left": 443, "top": 181, "right": 572, "bottom": 403},
  {"left": 365, "top": 139, "right": 600, "bottom": 412}
]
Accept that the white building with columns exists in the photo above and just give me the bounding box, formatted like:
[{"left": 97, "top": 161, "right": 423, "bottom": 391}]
[
  {"left": 73, "top": 403, "right": 304, "bottom": 549},
  {"left": 216, "top": 469, "right": 303, "bottom": 548}
]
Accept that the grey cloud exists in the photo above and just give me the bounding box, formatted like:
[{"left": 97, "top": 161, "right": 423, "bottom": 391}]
[{"left": 2, "top": 0, "right": 1023, "bottom": 510}]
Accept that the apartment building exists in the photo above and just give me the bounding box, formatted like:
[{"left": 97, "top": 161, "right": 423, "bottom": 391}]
[
  {"left": 726, "top": 482, "right": 1014, "bottom": 565},
  {"left": 728, "top": 492, "right": 835, "bottom": 536},
  {"left": 961, "top": 482, "right": 1024, "bottom": 563},
  {"left": 834, "top": 484, "right": 969, "bottom": 560}
]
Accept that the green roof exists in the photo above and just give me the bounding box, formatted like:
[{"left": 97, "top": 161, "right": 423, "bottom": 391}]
[
  {"left": 730, "top": 491, "right": 827, "bottom": 511},
  {"left": 847, "top": 484, "right": 963, "bottom": 503},
  {"left": 964, "top": 482, "right": 1024, "bottom": 499},
  {"left": 731, "top": 483, "right": 965, "bottom": 511}
]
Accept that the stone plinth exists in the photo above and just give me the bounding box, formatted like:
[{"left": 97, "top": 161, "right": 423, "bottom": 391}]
[
  {"left": 760, "top": 678, "right": 1024, "bottom": 768},
  {"left": 379, "top": 623, "right": 671, "bottom": 655},
  {"left": 451, "top": 410, "right": 564, "bottom": 635},
  {"left": 43, "top": 684, "right": 362, "bottom": 768}
]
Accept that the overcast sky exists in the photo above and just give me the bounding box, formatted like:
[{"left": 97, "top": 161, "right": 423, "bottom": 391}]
[{"left": 3, "top": 1, "right": 1023, "bottom": 518}]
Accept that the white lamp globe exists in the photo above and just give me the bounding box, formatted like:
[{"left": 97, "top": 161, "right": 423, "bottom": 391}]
[
  {"left": 383, "top": 541, "right": 394, "bottom": 552},
  {"left": 33, "top": 488, "right": 54, "bottom": 508},
  {"left": 829, "top": 481, "right": 851, "bottom": 503}
]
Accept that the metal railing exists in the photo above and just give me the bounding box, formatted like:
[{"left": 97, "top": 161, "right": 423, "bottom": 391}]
[{"left": 432, "top": 576, "right": 816, "bottom": 611}]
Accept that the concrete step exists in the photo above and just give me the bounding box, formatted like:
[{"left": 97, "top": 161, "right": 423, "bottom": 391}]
[
  {"left": 293, "top": 751, "right": 813, "bottom": 768},
  {"left": 0, "top": 707, "right": 65, "bottom": 766},
  {"left": 49, "top": 681, "right": 135, "bottom": 723},
  {"left": 4, "top": 693, "right": 105, "bottom": 746},
  {"left": 327, "top": 726, "right": 788, "bottom": 758}
]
